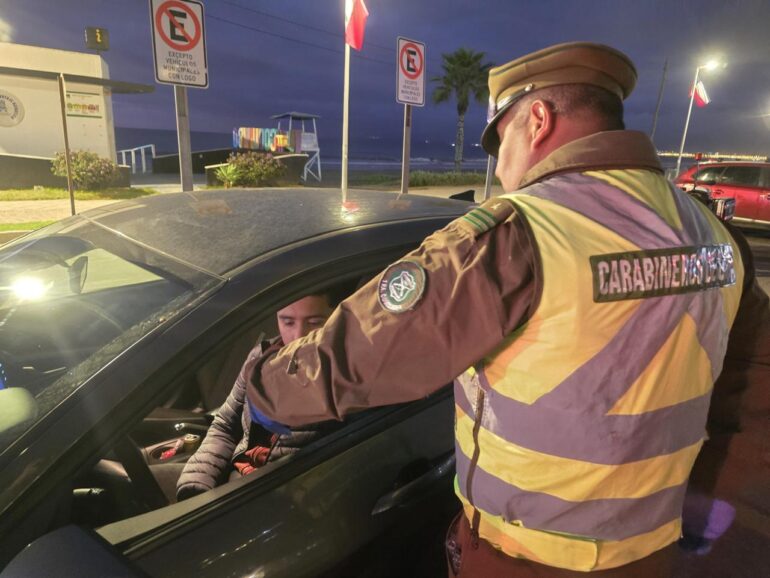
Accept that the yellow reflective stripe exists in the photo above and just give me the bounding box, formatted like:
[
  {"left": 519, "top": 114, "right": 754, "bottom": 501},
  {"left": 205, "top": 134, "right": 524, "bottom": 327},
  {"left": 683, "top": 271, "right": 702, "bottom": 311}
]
[
  {"left": 584, "top": 169, "right": 684, "bottom": 232},
  {"left": 456, "top": 409, "right": 702, "bottom": 501},
  {"left": 454, "top": 404, "right": 476, "bottom": 462},
  {"left": 609, "top": 314, "right": 713, "bottom": 414},
  {"left": 487, "top": 195, "right": 642, "bottom": 402},
  {"left": 456, "top": 493, "right": 681, "bottom": 572}
]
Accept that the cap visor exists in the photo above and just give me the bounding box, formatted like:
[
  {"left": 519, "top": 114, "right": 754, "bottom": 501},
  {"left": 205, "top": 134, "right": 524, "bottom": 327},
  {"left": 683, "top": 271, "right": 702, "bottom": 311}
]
[{"left": 481, "top": 101, "right": 515, "bottom": 157}]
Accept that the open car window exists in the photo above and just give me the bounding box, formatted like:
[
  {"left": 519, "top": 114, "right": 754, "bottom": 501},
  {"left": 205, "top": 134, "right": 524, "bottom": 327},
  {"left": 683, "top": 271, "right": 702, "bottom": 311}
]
[{"left": 74, "top": 269, "right": 387, "bottom": 533}]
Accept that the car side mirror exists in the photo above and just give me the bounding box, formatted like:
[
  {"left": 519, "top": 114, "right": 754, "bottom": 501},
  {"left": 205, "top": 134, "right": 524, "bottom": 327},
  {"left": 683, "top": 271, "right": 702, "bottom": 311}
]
[
  {"left": 449, "top": 189, "right": 475, "bottom": 202},
  {"left": 68, "top": 256, "right": 88, "bottom": 295}
]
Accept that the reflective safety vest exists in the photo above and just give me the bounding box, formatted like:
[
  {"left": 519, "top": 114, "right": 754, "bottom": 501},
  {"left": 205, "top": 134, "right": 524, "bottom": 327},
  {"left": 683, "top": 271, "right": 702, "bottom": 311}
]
[{"left": 454, "top": 169, "right": 744, "bottom": 571}]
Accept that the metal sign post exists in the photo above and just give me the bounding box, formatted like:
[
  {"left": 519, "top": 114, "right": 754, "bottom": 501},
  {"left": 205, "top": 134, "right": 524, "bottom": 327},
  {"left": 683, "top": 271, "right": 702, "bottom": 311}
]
[
  {"left": 57, "top": 74, "right": 76, "bottom": 216},
  {"left": 396, "top": 37, "right": 425, "bottom": 196},
  {"left": 150, "top": 0, "right": 208, "bottom": 192},
  {"left": 400, "top": 105, "right": 412, "bottom": 196},
  {"left": 174, "top": 86, "right": 193, "bottom": 192},
  {"left": 483, "top": 155, "right": 496, "bottom": 201}
]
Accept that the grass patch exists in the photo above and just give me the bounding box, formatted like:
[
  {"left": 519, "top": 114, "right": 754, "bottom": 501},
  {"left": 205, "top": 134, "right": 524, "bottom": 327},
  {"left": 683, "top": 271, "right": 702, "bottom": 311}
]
[
  {"left": 348, "top": 172, "right": 402, "bottom": 186},
  {"left": 0, "top": 187, "right": 158, "bottom": 201},
  {"left": 343, "top": 170, "right": 496, "bottom": 188},
  {"left": 0, "top": 220, "right": 55, "bottom": 232},
  {"left": 409, "top": 171, "right": 490, "bottom": 187}
]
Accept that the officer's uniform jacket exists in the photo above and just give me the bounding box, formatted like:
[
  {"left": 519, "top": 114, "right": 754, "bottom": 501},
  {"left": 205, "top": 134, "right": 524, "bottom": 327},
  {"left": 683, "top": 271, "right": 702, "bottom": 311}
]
[{"left": 247, "top": 130, "right": 770, "bottom": 571}]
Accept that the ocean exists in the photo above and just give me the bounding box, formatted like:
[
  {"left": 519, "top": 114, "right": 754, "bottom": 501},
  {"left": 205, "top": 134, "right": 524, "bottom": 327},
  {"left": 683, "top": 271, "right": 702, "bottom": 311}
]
[
  {"left": 114, "top": 127, "right": 685, "bottom": 175},
  {"left": 114, "top": 127, "right": 491, "bottom": 171}
]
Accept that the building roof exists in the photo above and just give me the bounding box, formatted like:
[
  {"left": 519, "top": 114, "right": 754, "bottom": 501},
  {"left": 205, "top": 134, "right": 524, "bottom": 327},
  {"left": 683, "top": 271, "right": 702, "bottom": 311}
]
[
  {"left": 270, "top": 112, "right": 321, "bottom": 120},
  {"left": 0, "top": 67, "right": 154, "bottom": 94}
]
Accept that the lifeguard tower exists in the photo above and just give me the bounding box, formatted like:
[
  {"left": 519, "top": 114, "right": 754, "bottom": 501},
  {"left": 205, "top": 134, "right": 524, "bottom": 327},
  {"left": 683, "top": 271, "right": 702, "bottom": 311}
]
[{"left": 271, "top": 112, "right": 321, "bottom": 182}]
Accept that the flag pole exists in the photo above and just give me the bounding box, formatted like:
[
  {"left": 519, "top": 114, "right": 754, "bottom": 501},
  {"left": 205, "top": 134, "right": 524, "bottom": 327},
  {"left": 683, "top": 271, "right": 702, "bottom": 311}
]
[
  {"left": 341, "top": 43, "right": 351, "bottom": 203},
  {"left": 675, "top": 66, "right": 700, "bottom": 177},
  {"left": 649, "top": 57, "right": 668, "bottom": 143}
]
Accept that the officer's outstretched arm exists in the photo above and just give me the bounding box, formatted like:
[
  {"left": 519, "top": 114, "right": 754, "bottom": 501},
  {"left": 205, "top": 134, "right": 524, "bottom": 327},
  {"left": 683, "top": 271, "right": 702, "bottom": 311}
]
[{"left": 247, "top": 201, "right": 537, "bottom": 427}]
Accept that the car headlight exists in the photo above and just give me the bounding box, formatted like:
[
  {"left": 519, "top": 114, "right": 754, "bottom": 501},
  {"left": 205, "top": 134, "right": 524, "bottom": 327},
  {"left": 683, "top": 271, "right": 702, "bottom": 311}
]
[{"left": 10, "top": 276, "right": 49, "bottom": 301}]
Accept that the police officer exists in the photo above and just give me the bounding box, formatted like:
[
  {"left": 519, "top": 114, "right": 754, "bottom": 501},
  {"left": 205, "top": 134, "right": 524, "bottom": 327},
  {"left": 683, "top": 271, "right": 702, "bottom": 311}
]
[{"left": 247, "top": 42, "right": 770, "bottom": 576}]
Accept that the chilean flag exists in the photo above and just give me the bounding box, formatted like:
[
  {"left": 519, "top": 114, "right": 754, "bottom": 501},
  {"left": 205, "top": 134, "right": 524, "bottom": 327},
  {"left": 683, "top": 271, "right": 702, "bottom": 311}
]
[
  {"left": 345, "top": 0, "right": 368, "bottom": 51},
  {"left": 691, "top": 80, "right": 711, "bottom": 107}
]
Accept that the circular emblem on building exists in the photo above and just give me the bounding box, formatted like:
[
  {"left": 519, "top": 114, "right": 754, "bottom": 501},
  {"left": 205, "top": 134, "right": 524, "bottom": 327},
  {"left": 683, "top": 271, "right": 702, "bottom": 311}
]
[
  {"left": 378, "top": 260, "right": 426, "bottom": 313},
  {"left": 0, "top": 90, "right": 25, "bottom": 127}
]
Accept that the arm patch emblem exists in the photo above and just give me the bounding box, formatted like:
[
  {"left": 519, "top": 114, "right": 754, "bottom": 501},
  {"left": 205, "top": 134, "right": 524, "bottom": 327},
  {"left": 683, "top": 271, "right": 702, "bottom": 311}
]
[{"left": 377, "top": 260, "right": 426, "bottom": 313}]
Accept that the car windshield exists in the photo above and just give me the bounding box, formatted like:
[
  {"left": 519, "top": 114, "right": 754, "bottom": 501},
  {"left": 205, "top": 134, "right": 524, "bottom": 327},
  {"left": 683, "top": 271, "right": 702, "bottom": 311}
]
[{"left": 0, "top": 218, "right": 222, "bottom": 452}]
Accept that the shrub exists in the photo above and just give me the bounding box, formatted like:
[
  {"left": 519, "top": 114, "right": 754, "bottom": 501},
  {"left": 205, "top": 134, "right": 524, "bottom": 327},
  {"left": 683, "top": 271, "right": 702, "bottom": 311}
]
[
  {"left": 214, "top": 163, "right": 241, "bottom": 188},
  {"left": 227, "top": 152, "right": 286, "bottom": 186},
  {"left": 51, "top": 150, "right": 120, "bottom": 190}
]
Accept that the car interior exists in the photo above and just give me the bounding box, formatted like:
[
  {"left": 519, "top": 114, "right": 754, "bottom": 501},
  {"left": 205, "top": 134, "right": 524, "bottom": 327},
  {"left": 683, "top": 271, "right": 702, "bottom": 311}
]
[{"left": 67, "top": 275, "right": 370, "bottom": 529}]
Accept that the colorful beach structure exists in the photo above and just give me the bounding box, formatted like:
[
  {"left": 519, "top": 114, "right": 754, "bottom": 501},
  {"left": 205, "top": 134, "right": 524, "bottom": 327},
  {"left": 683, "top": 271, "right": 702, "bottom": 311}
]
[{"left": 232, "top": 112, "right": 321, "bottom": 182}]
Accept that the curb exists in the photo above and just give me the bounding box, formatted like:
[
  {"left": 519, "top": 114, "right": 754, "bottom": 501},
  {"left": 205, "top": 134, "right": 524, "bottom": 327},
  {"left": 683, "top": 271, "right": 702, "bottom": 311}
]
[{"left": 0, "top": 230, "right": 30, "bottom": 245}]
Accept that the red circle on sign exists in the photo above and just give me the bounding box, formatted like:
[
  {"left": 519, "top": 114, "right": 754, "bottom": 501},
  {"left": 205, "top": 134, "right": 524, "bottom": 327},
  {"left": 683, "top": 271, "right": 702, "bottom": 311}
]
[
  {"left": 156, "top": 0, "right": 201, "bottom": 52},
  {"left": 400, "top": 42, "right": 424, "bottom": 80}
]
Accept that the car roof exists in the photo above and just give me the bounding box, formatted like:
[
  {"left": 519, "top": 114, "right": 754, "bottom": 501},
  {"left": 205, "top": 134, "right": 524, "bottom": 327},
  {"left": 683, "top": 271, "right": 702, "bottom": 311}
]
[{"left": 77, "top": 188, "right": 470, "bottom": 276}]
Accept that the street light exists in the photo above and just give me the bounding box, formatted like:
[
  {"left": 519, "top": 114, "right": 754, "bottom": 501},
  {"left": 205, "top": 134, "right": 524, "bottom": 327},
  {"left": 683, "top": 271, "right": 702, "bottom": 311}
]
[{"left": 675, "top": 58, "right": 725, "bottom": 176}]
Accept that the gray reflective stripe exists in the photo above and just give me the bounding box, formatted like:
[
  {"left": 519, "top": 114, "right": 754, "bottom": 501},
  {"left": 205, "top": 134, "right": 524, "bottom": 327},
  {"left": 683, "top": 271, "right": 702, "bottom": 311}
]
[
  {"left": 455, "top": 449, "right": 686, "bottom": 542},
  {"left": 456, "top": 373, "right": 710, "bottom": 464},
  {"left": 519, "top": 173, "right": 686, "bottom": 248},
  {"left": 538, "top": 294, "right": 690, "bottom": 413},
  {"left": 669, "top": 183, "right": 730, "bottom": 380},
  {"left": 669, "top": 182, "right": 714, "bottom": 246},
  {"left": 690, "top": 288, "right": 730, "bottom": 381}
]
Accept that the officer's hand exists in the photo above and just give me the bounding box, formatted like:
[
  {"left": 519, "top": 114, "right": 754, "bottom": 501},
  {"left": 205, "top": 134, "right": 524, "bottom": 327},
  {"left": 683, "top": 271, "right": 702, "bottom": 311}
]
[{"left": 679, "top": 491, "right": 736, "bottom": 555}]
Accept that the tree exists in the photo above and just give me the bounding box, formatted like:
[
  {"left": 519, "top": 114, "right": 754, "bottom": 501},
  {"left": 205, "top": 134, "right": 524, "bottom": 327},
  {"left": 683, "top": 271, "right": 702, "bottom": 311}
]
[{"left": 432, "top": 48, "right": 493, "bottom": 170}]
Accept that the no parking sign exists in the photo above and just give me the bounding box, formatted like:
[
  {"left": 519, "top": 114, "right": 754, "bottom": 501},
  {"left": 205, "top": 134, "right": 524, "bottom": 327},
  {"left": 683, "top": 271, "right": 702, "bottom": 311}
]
[
  {"left": 150, "top": 0, "right": 208, "bottom": 88},
  {"left": 396, "top": 37, "right": 425, "bottom": 106}
]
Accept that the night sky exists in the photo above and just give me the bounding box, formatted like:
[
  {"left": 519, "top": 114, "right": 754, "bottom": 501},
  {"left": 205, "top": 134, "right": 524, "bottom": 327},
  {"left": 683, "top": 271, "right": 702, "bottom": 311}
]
[{"left": 2, "top": 0, "right": 769, "bottom": 159}]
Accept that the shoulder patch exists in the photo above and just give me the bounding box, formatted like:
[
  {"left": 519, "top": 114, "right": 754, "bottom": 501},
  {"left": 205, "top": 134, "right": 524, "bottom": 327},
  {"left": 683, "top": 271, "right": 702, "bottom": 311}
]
[
  {"left": 378, "top": 260, "right": 426, "bottom": 313},
  {"left": 459, "top": 198, "right": 516, "bottom": 237}
]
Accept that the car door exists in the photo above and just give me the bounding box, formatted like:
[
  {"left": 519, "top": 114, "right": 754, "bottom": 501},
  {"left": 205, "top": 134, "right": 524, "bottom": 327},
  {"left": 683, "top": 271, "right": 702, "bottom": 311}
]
[
  {"left": 757, "top": 167, "right": 770, "bottom": 223},
  {"left": 711, "top": 165, "right": 762, "bottom": 221},
  {"left": 685, "top": 164, "right": 725, "bottom": 190},
  {"left": 107, "top": 393, "right": 455, "bottom": 578},
  {"left": 96, "top": 247, "right": 458, "bottom": 577},
  {"left": 1, "top": 225, "right": 460, "bottom": 577}
]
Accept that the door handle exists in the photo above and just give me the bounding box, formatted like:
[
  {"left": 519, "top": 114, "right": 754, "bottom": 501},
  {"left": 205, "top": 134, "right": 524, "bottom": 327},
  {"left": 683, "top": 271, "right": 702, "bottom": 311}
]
[{"left": 371, "top": 452, "right": 455, "bottom": 515}]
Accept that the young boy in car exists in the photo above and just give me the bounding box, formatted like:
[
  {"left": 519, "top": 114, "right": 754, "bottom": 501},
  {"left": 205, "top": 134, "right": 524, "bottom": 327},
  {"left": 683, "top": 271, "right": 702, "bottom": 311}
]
[{"left": 176, "top": 293, "right": 338, "bottom": 500}]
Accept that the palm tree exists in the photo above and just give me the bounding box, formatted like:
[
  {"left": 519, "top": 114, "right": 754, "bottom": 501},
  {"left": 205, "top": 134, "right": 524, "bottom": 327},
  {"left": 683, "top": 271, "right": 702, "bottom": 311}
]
[{"left": 432, "top": 48, "right": 493, "bottom": 170}]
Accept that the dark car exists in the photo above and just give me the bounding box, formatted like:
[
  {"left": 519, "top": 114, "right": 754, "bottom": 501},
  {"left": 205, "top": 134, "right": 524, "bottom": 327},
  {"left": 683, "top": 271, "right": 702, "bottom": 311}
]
[
  {"left": 0, "top": 189, "right": 470, "bottom": 577},
  {"left": 675, "top": 162, "right": 770, "bottom": 228}
]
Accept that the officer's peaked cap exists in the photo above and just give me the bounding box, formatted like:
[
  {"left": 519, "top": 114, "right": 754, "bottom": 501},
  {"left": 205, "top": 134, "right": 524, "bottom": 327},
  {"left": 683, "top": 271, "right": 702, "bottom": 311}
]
[{"left": 481, "top": 42, "right": 637, "bottom": 156}]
